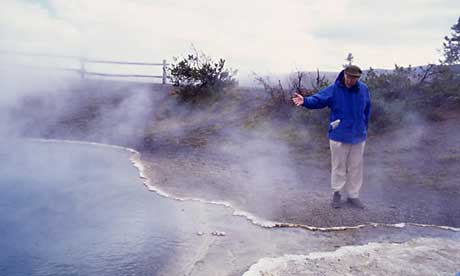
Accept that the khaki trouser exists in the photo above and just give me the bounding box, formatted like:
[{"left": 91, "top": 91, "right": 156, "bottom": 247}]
[{"left": 329, "top": 139, "right": 366, "bottom": 198}]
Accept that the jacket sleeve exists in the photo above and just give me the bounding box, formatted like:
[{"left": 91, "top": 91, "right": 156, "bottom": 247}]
[
  {"left": 302, "top": 86, "right": 333, "bottom": 109},
  {"left": 364, "top": 95, "right": 371, "bottom": 129}
]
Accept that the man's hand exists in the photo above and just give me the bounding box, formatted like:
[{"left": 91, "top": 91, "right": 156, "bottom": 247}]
[{"left": 292, "top": 93, "right": 304, "bottom": 106}]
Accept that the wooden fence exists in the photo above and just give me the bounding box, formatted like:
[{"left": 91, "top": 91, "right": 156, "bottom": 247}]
[{"left": 0, "top": 50, "right": 168, "bottom": 84}]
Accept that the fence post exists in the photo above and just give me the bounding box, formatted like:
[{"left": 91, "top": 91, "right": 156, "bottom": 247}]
[
  {"left": 79, "top": 57, "right": 86, "bottom": 79},
  {"left": 162, "top": 59, "right": 167, "bottom": 84}
]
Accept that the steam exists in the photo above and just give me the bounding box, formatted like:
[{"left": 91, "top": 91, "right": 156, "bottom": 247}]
[
  {"left": 1, "top": 58, "right": 459, "bottom": 229},
  {"left": 0, "top": 61, "right": 165, "bottom": 149},
  {"left": 212, "top": 126, "right": 299, "bottom": 215}
]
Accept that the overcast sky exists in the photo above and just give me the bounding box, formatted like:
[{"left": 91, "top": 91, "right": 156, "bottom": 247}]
[{"left": 1, "top": 0, "right": 460, "bottom": 80}]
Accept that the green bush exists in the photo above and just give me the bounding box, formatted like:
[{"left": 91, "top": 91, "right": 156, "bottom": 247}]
[
  {"left": 168, "top": 50, "right": 237, "bottom": 103},
  {"left": 363, "top": 64, "right": 460, "bottom": 131}
]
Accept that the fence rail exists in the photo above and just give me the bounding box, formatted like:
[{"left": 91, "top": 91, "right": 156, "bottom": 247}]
[{"left": 0, "top": 50, "right": 168, "bottom": 84}]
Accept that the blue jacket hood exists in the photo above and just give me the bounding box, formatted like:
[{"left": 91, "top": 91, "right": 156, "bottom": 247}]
[{"left": 335, "top": 69, "right": 360, "bottom": 92}]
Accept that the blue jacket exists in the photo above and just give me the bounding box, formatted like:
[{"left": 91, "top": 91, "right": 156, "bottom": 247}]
[{"left": 302, "top": 70, "right": 371, "bottom": 144}]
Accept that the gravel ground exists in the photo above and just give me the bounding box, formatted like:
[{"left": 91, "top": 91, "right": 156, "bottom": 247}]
[{"left": 140, "top": 114, "right": 460, "bottom": 228}]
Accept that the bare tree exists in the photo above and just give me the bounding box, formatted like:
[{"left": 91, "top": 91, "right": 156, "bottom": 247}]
[
  {"left": 311, "top": 69, "right": 330, "bottom": 93},
  {"left": 288, "top": 71, "right": 307, "bottom": 94}
]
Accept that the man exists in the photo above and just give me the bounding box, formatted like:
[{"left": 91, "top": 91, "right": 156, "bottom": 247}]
[{"left": 292, "top": 65, "right": 371, "bottom": 209}]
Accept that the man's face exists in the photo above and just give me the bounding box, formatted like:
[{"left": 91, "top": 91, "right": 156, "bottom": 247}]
[{"left": 344, "top": 73, "right": 360, "bottom": 88}]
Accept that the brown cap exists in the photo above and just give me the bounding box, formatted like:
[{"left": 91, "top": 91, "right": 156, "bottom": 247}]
[{"left": 344, "top": 65, "right": 362, "bottom": 77}]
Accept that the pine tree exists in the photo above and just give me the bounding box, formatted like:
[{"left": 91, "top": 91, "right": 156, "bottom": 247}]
[
  {"left": 443, "top": 17, "right": 460, "bottom": 64},
  {"left": 343, "top": 53, "right": 354, "bottom": 67}
]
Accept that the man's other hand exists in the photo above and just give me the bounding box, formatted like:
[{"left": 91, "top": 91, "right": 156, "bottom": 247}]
[{"left": 292, "top": 93, "right": 304, "bottom": 106}]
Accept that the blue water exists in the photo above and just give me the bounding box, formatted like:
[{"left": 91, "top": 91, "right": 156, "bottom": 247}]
[
  {"left": 2, "top": 140, "right": 459, "bottom": 275},
  {"left": 0, "top": 140, "right": 198, "bottom": 276}
]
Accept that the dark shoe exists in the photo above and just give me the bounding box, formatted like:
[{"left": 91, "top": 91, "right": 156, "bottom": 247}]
[
  {"left": 347, "top": 198, "right": 365, "bottom": 209},
  {"left": 331, "top": 192, "right": 341, "bottom": 208}
]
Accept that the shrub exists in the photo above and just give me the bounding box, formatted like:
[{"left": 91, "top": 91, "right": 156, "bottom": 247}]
[
  {"left": 168, "top": 49, "right": 237, "bottom": 103},
  {"left": 363, "top": 63, "right": 460, "bottom": 131},
  {"left": 246, "top": 71, "right": 331, "bottom": 143},
  {"left": 253, "top": 70, "right": 330, "bottom": 117}
]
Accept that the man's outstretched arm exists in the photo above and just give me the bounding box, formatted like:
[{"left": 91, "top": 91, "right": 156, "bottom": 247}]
[{"left": 292, "top": 87, "right": 333, "bottom": 109}]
